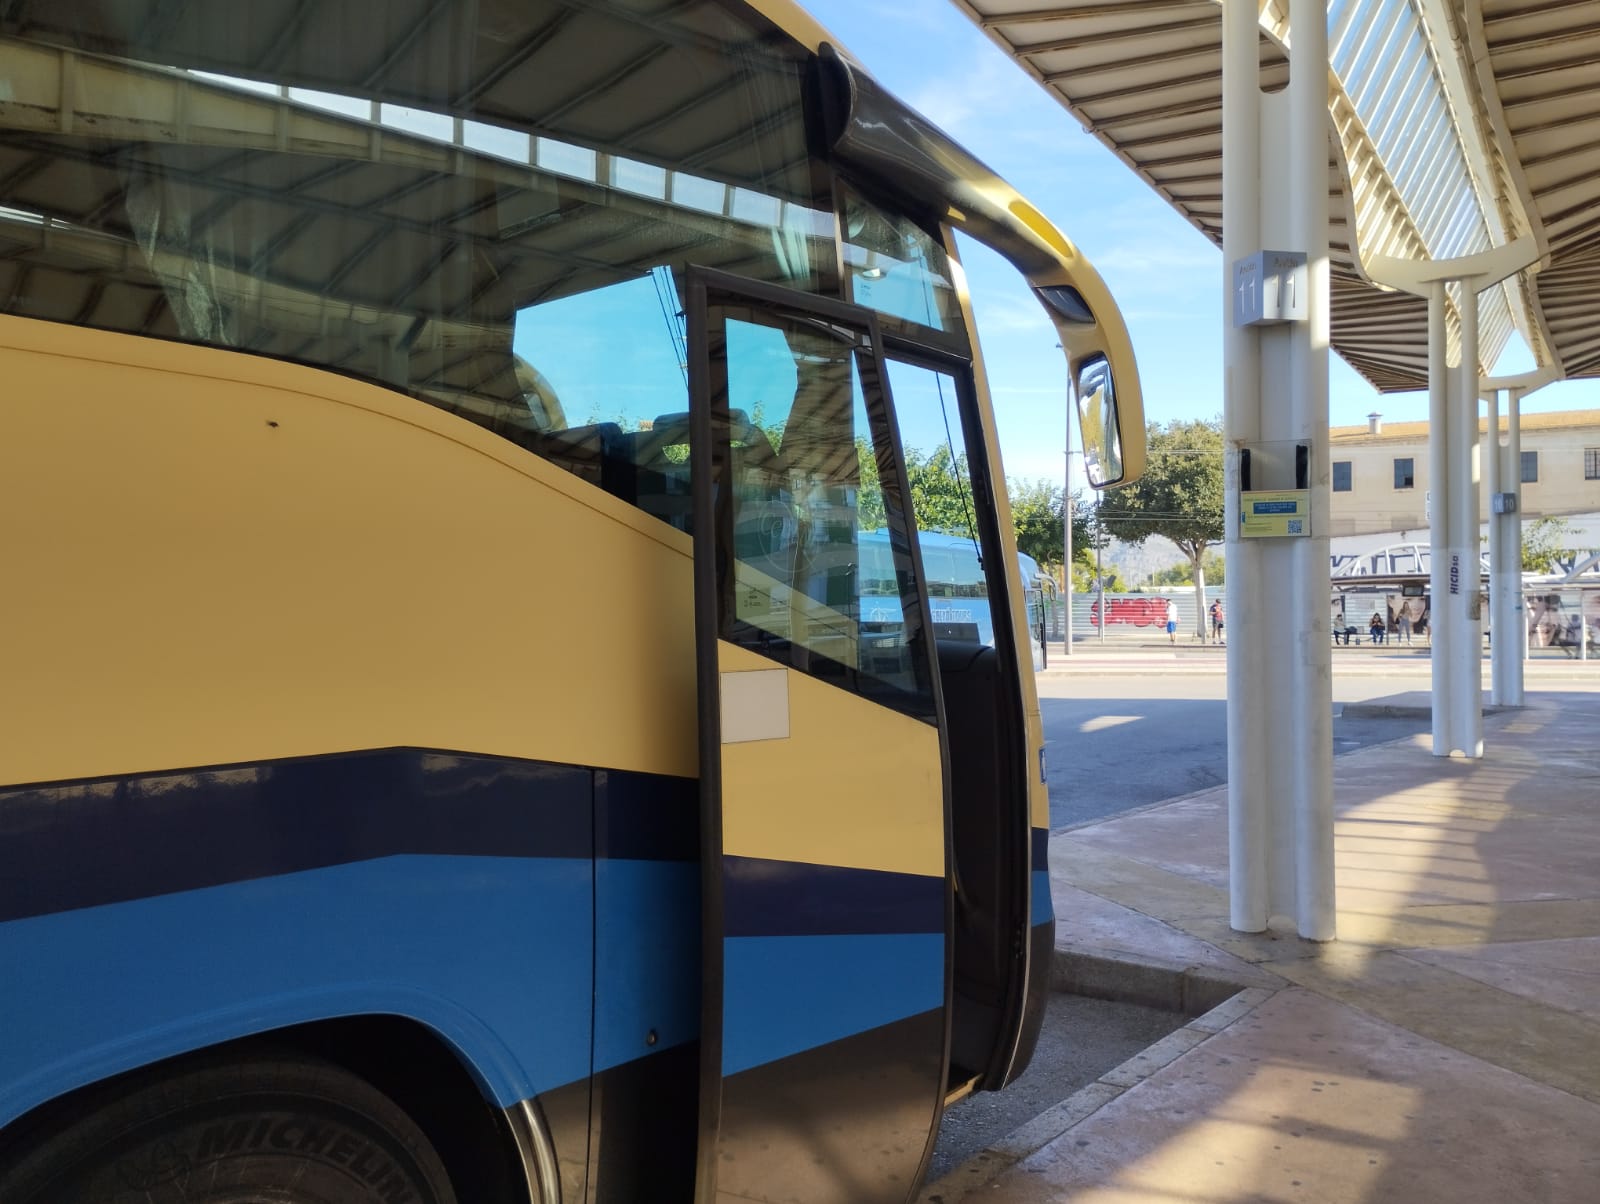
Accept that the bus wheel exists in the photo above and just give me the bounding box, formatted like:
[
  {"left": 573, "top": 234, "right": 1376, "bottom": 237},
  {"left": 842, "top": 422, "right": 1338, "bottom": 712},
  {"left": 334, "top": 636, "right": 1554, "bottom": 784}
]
[{"left": 0, "top": 1052, "right": 458, "bottom": 1203}]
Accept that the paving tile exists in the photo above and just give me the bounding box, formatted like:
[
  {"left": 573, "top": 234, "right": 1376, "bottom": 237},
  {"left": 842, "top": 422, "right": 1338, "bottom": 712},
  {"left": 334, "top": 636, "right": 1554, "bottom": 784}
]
[
  {"left": 1271, "top": 946, "right": 1600, "bottom": 1105},
  {"left": 971, "top": 988, "right": 1600, "bottom": 1204},
  {"left": 1401, "top": 936, "right": 1600, "bottom": 1023}
]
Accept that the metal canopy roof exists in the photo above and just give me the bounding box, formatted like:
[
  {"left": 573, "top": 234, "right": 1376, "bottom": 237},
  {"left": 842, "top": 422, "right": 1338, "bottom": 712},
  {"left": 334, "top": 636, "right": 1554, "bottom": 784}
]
[{"left": 951, "top": 0, "right": 1600, "bottom": 392}]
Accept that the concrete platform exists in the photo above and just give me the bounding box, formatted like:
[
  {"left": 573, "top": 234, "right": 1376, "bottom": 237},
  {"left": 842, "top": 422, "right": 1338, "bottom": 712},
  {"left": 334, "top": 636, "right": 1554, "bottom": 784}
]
[{"left": 921, "top": 692, "right": 1600, "bottom": 1204}]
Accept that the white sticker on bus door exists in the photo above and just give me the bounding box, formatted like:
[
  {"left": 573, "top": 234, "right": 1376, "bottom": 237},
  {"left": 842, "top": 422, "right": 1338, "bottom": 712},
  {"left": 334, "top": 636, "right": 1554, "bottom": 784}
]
[{"left": 720, "top": 669, "right": 790, "bottom": 743}]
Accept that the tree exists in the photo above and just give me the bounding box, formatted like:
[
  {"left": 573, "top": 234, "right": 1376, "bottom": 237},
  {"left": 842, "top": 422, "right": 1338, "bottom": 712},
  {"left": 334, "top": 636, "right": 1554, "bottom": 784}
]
[
  {"left": 1522, "top": 515, "right": 1576, "bottom": 574},
  {"left": 1006, "top": 480, "right": 1094, "bottom": 579},
  {"left": 1070, "top": 500, "right": 1123, "bottom": 593},
  {"left": 854, "top": 443, "right": 1104, "bottom": 588},
  {"left": 906, "top": 445, "right": 976, "bottom": 536},
  {"left": 1149, "top": 550, "right": 1225, "bottom": 588},
  {"left": 1099, "top": 418, "right": 1225, "bottom": 640}
]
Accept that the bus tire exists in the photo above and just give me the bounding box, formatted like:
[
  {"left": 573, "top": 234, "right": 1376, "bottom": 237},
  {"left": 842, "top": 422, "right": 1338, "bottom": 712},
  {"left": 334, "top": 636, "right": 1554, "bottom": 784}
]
[{"left": 0, "top": 1052, "right": 459, "bottom": 1203}]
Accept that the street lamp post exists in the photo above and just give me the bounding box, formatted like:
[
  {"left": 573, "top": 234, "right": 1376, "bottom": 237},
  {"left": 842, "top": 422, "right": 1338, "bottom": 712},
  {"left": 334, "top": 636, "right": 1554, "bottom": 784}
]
[{"left": 1063, "top": 406, "right": 1073, "bottom": 657}]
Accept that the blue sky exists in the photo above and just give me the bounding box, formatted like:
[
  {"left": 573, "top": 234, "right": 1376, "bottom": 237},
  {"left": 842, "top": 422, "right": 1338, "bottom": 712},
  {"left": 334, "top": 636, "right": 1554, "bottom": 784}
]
[{"left": 805, "top": 0, "right": 1597, "bottom": 488}]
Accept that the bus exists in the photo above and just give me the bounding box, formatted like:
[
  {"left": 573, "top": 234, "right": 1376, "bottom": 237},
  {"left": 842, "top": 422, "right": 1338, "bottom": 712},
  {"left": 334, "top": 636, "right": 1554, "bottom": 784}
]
[
  {"left": 862, "top": 531, "right": 1052, "bottom": 666},
  {"left": 0, "top": 3, "right": 1144, "bottom": 1202}
]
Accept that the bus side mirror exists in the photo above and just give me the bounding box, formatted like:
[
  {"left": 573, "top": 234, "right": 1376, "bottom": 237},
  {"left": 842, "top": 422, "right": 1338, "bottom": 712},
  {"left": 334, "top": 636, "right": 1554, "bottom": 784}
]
[{"left": 1075, "top": 353, "right": 1124, "bottom": 488}]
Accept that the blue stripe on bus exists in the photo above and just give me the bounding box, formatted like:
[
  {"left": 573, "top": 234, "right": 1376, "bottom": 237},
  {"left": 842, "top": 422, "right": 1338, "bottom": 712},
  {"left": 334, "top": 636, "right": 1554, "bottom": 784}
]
[
  {"left": 1032, "top": 869, "right": 1055, "bottom": 928},
  {"left": 594, "top": 858, "right": 700, "bottom": 1072},
  {"left": 723, "top": 856, "right": 944, "bottom": 936},
  {"left": 0, "top": 855, "right": 593, "bottom": 1127},
  {"left": 721, "top": 933, "right": 944, "bottom": 1076}
]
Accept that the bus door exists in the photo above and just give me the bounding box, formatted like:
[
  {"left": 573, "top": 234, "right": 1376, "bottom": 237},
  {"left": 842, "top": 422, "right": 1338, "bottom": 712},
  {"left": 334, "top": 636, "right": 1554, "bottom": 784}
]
[
  {"left": 882, "top": 353, "right": 1045, "bottom": 1094},
  {"left": 685, "top": 267, "right": 950, "bottom": 1204}
]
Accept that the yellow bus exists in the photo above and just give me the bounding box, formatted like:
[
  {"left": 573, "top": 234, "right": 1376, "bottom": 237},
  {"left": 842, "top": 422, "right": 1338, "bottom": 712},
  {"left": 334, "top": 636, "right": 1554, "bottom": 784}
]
[{"left": 0, "top": 2, "right": 1143, "bottom": 1201}]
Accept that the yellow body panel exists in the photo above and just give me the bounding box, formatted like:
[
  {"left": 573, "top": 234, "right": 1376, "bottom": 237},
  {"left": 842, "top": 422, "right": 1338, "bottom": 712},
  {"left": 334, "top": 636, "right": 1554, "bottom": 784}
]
[
  {"left": 0, "top": 317, "right": 699, "bottom": 785},
  {"left": 717, "top": 643, "right": 944, "bottom": 878}
]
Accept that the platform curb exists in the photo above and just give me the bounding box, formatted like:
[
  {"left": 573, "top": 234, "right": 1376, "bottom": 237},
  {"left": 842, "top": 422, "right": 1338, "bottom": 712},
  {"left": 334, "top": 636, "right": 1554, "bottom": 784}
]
[{"left": 918, "top": 969, "right": 1278, "bottom": 1204}]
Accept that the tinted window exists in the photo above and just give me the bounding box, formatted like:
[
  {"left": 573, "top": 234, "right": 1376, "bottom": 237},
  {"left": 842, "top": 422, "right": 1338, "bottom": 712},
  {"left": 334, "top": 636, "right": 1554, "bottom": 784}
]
[
  {"left": 0, "top": 1, "right": 837, "bottom": 524},
  {"left": 1333, "top": 460, "right": 1352, "bottom": 492},
  {"left": 1394, "top": 458, "right": 1414, "bottom": 489},
  {"left": 841, "top": 185, "right": 964, "bottom": 344},
  {"left": 1521, "top": 450, "right": 1539, "bottom": 483},
  {"left": 707, "top": 302, "right": 933, "bottom": 718},
  {"left": 1587, "top": 448, "right": 1600, "bottom": 481}
]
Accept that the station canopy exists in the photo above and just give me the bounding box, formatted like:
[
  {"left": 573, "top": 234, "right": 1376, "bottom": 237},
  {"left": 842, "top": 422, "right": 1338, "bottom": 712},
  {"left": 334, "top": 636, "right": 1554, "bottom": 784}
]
[{"left": 951, "top": 0, "right": 1600, "bottom": 391}]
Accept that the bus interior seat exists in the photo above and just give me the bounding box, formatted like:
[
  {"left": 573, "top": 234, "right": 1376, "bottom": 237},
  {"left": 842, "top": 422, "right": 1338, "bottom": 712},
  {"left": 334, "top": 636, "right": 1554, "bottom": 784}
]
[
  {"left": 620, "top": 409, "right": 781, "bottom": 534},
  {"left": 492, "top": 418, "right": 628, "bottom": 492}
]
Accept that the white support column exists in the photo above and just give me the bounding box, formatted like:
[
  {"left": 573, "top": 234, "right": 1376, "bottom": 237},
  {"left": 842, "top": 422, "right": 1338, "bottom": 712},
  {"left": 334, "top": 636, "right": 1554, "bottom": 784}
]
[
  {"left": 1481, "top": 367, "right": 1555, "bottom": 702},
  {"left": 1485, "top": 389, "right": 1508, "bottom": 705},
  {"left": 1366, "top": 240, "right": 1538, "bottom": 757},
  {"left": 1427, "top": 282, "right": 1452, "bottom": 755},
  {"left": 1451, "top": 282, "right": 1483, "bottom": 758},
  {"left": 1222, "top": 0, "right": 1331, "bottom": 940},
  {"left": 1287, "top": 0, "right": 1334, "bottom": 941},
  {"left": 1222, "top": 0, "right": 1267, "bottom": 934},
  {"left": 1507, "top": 390, "right": 1525, "bottom": 701}
]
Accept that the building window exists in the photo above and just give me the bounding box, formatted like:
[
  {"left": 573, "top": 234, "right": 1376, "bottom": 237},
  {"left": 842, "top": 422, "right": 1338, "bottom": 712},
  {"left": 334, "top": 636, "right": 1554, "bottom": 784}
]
[
  {"left": 1393, "top": 457, "right": 1414, "bottom": 489},
  {"left": 1521, "top": 450, "right": 1539, "bottom": 483},
  {"left": 1332, "top": 461, "right": 1352, "bottom": 492},
  {"left": 1586, "top": 448, "right": 1600, "bottom": 480}
]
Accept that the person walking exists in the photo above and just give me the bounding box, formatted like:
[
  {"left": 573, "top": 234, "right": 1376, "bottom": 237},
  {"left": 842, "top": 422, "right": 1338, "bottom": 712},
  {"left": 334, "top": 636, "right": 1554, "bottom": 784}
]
[
  {"left": 1209, "top": 599, "right": 1224, "bottom": 643},
  {"left": 1166, "top": 598, "right": 1179, "bottom": 645}
]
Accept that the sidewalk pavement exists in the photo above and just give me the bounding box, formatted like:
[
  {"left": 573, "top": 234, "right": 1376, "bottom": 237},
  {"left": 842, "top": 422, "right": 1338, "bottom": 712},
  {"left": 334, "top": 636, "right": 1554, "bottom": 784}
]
[
  {"left": 922, "top": 691, "right": 1600, "bottom": 1203},
  {"left": 1040, "top": 640, "right": 1600, "bottom": 678}
]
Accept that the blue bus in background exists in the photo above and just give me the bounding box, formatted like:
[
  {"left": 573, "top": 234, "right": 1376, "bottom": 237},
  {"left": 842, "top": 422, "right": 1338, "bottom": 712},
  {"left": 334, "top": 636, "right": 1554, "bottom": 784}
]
[{"left": 861, "top": 530, "right": 1050, "bottom": 668}]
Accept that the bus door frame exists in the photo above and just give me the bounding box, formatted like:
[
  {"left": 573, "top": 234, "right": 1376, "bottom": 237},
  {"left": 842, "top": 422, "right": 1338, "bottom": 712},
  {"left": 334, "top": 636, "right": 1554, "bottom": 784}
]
[
  {"left": 684, "top": 264, "right": 955, "bottom": 1204},
  {"left": 876, "top": 338, "right": 1037, "bottom": 1091}
]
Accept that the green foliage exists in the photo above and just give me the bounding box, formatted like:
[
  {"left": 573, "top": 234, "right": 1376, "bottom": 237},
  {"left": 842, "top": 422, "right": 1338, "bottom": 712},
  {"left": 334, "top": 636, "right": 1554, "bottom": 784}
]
[
  {"left": 1005, "top": 481, "right": 1095, "bottom": 574},
  {"left": 851, "top": 436, "right": 1106, "bottom": 584},
  {"left": 1100, "top": 418, "right": 1225, "bottom": 563},
  {"left": 855, "top": 434, "right": 885, "bottom": 531},
  {"left": 1148, "top": 550, "right": 1225, "bottom": 587},
  {"left": 1522, "top": 515, "right": 1576, "bottom": 574},
  {"left": 908, "top": 445, "right": 976, "bottom": 537},
  {"left": 855, "top": 441, "right": 979, "bottom": 536}
]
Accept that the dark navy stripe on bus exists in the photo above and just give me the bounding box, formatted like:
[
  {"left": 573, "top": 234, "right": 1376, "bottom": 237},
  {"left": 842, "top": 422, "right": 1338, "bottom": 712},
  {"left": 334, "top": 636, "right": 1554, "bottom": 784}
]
[
  {"left": 1032, "top": 826, "right": 1049, "bottom": 872},
  {"left": 596, "top": 768, "right": 698, "bottom": 861},
  {"left": 722, "top": 855, "right": 945, "bottom": 937},
  {"left": 0, "top": 750, "right": 694, "bottom": 922}
]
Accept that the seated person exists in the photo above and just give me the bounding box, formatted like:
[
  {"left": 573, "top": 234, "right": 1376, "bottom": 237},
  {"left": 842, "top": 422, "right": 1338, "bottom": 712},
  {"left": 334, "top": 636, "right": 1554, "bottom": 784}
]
[
  {"left": 1332, "top": 609, "right": 1352, "bottom": 644},
  {"left": 1369, "top": 612, "right": 1386, "bottom": 645}
]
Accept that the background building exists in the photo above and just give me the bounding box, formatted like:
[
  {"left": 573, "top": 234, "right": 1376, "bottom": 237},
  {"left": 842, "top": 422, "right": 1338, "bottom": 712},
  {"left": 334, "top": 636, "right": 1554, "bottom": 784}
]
[{"left": 1328, "top": 409, "right": 1600, "bottom": 539}]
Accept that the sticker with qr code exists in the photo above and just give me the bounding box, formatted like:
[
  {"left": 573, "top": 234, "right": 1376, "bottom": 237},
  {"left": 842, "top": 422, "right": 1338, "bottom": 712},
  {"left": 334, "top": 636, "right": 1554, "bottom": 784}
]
[{"left": 1287, "top": 519, "right": 1303, "bottom": 534}]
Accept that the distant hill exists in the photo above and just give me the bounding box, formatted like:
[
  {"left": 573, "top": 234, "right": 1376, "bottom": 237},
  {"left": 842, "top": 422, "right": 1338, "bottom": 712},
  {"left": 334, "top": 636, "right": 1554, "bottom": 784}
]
[{"left": 1102, "top": 535, "right": 1190, "bottom": 587}]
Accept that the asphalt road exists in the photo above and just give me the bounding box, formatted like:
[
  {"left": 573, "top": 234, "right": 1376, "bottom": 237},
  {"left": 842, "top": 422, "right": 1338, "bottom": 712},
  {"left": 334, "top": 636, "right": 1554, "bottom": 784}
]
[{"left": 1039, "top": 676, "right": 1434, "bottom": 830}]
